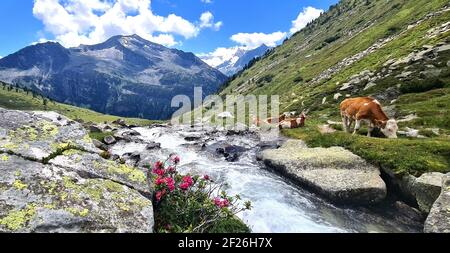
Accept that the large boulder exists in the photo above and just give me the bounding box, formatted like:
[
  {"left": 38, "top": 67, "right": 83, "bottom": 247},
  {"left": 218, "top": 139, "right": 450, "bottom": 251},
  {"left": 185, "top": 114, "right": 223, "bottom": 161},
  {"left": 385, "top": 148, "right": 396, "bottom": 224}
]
[
  {"left": 261, "top": 140, "right": 386, "bottom": 205},
  {"left": 49, "top": 151, "right": 150, "bottom": 195},
  {"left": 0, "top": 154, "right": 153, "bottom": 233},
  {"left": 0, "top": 107, "right": 154, "bottom": 233},
  {"left": 424, "top": 174, "right": 450, "bottom": 233},
  {"left": 0, "top": 108, "right": 100, "bottom": 161},
  {"left": 413, "top": 172, "right": 445, "bottom": 213}
]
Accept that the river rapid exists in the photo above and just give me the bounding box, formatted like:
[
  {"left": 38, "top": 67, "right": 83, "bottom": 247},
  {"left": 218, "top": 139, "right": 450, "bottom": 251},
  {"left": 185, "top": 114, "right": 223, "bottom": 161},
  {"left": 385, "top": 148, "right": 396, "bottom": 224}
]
[{"left": 110, "top": 124, "right": 422, "bottom": 233}]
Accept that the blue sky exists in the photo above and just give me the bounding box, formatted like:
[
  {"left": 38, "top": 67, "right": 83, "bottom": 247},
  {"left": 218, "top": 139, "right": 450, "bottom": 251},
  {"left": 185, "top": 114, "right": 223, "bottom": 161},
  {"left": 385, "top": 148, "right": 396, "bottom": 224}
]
[{"left": 0, "top": 0, "right": 338, "bottom": 60}]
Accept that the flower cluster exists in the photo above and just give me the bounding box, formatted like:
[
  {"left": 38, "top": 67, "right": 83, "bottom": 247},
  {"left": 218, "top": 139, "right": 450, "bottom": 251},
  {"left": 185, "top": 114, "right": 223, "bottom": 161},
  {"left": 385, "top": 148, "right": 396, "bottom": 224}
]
[
  {"left": 180, "top": 176, "right": 194, "bottom": 190},
  {"left": 151, "top": 154, "right": 207, "bottom": 202},
  {"left": 214, "top": 197, "right": 230, "bottom": 208},
  {"left": 149, "top": 154, "right": 252, "bottom": 233}
]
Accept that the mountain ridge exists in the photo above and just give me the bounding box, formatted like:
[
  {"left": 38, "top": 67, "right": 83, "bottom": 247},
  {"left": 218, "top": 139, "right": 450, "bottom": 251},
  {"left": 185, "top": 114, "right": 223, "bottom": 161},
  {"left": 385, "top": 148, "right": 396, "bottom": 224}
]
[{"left": 0, "top": 34, "right": 228, "bottom": 120}]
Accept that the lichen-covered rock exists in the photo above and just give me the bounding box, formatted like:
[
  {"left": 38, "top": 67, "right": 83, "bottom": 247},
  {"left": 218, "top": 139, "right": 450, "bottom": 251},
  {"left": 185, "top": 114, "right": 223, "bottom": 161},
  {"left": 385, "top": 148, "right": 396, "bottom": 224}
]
[
  {"left": 0, "top": 155, "right": 153, "bottom": 233},
  {"left": 413, "top": 172, "right": 444, "bottom": 213},
  {"left": 0, "top": 108, "right": 100, "bottom": 161},
  {"left": 424, "top": 174, "right": 450, "bottom": 233},
  {"left": 261, "top": 140, "right": 386, "bottom": 205},
  {"left": 49, "top": 151, "right": 150, "bottom": 195}
]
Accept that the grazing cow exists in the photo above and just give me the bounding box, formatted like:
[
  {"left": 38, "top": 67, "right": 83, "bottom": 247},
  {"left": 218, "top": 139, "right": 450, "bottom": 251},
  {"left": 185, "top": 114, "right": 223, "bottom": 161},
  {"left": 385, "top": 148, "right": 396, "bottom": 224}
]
[
  {"left": 340, "top": 97, "right": 398, "bottom": 138},
  {"left": 266, "top": 114, "right": 286, "bottom": 124},
  {"left": 279, "top": 112, "right": 307, "bottom": 129}
]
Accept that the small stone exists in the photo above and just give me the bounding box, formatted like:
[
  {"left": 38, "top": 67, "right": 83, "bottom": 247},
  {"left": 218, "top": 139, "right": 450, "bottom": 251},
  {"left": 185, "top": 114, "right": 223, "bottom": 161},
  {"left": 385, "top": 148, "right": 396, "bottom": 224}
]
[
  {"left": 89, "top": 125, "right": 102, "bottom": 133},
  {"left": 104, "top": 136, "right": 117, "bottom": 145},
  {"left": 145, "top": 142, "right": 161, "bottom": 150},
  {"left": 113, "top": 119, "right": 127, "bottom": 127},
  {"left": 364, "top": 82, "right": 377, "bottom": 91},
  {"left": 92, "top": 139, "right": 108, "bottom": 151}
]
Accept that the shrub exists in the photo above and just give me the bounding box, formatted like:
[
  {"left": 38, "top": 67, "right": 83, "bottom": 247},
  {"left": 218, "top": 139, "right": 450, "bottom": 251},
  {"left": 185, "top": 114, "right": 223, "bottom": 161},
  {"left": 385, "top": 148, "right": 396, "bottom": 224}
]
[
  {"left": 293, "top": 76, "right": 304, "bottom": 83},
  {"left": 324, "top": 35, "right": 341, "bottom": 44},
  {"left": 385, "top": 25, "right": 401, "bottom": 36},
  {"left": 400, "top": 78, "right": 445, "bottom": 94},
  {"left": 257, "top": 74, "right": 274, "bottom": 84},
  {"left": 150, "top": 155, "right": 252, "bottom": 233}
]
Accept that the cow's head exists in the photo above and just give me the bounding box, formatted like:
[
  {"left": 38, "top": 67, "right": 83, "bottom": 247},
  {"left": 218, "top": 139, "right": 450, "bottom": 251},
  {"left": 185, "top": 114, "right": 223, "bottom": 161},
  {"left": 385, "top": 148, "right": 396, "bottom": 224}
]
[{"left": 380, "top": 119, "right": 398, "bottom": 139}]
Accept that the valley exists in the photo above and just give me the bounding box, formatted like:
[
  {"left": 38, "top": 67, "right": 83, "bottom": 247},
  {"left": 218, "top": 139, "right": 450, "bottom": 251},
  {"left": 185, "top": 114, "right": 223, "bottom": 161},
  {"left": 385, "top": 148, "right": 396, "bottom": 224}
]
[{"left": 0, "top": 0, "right": 449, "bottom": 234}]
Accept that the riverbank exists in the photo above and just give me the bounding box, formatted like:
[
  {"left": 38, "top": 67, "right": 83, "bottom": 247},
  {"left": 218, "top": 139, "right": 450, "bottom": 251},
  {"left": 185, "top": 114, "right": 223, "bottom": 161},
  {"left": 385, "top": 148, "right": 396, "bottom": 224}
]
[{"left": 0, "top": 107, "right": 444, "bottom": 233}]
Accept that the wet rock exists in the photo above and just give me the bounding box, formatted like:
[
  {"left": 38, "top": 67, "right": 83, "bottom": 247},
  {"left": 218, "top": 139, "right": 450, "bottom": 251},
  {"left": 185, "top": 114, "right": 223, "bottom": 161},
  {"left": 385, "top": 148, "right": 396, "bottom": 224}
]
[
  {"left": 0, "top": 108, "right": 100, "bottom": 162},
  {"left": 210, "top": 143, "right": 248, "bottom": 162},
  {"left": 225, "top": 154, "right": 239, "bottom": 162},
  {"left": 145, "top": 142, "right": 161, "bottom": 150},
  {"left": 92, "top": 139, "right": 108, "bottom": 151},
  {"left": 424, "top": 174, "right": 450, "bottom": 233},
  {"left": 261, "top": 140, "right": 387, "bottom": 205},
  {"left": 122, "top": 152, "right": 141, "bottom": 167},
  {"left": 394, "top": 201, "right": 424, "bottom": 222},
  {"left": 181, "top": 132, "right": 203, "bottom": 142},
  {"left": 226, "top": 129, "right": 249, "bottom": 136},
  {"left": 104, "top": 136, "right": 117, "bottom": 145},
  {"left": 0, "top": 155, "right": 153, "bottom": 233},
  {"left": 413, "top": 172, "right": 445, "bottom": 213}
]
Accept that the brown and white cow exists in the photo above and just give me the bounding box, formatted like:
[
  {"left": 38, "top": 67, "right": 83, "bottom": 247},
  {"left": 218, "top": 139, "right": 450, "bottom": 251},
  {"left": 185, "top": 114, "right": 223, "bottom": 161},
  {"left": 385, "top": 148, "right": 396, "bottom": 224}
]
[
  {"left": 340, "top": 97, "right": 398, "bottom": 138},
  {"left": 279, "top": 112, "right": 306, "bottom": 129}
]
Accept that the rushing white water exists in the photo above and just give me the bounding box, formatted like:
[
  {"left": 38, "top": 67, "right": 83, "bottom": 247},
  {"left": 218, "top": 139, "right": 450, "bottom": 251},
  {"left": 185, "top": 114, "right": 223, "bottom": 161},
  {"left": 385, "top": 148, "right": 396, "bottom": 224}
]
[{"left": 110, "top": 125, "right": 420, "bottom": 233}]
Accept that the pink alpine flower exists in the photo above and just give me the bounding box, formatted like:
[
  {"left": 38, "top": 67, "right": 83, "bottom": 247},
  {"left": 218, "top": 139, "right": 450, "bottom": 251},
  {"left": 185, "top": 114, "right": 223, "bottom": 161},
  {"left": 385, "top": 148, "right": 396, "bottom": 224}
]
[
  {"left": 171, "top": 155, "right": 180, "bottom": 164},
  {"left": 180, "top": 182, "right": 190, "bottom": 191},
  {"left": 167, "top": 166, "right": 176, "bottom": 174},
  {"left": 156, "top": 189, "right": 167, "bottom": 201},
  {"left": 182, "top": 176, "right": 193, "bottom": 186},
  {"left": 213, "top": 197, "right": 230, "bottom": 208},
  {"left": 165, "top": 177, "right": 176, "bottom": 192},
  {"left": 203, "top": 175, "right": 210, "bottom": 181},
  {"left": 154, "top": 161, "right": 164, "bottom": 170},
  {"left": 155, "top": 176, "right": 166, "bottom": 186}
]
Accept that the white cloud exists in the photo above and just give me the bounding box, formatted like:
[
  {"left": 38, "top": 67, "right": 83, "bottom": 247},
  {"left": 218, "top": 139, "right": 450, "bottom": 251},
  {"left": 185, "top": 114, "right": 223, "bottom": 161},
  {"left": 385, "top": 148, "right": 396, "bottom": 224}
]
[
  {"left": 197, "top": 46, "right": 244, "bottom": 67},
  {"left": 231, "top": 31, "right": 287, "bottom": 48},
  {"left": 201, "top": 0, "right": 213, "bottom": 3},
  {"left": 290, "top": 6, "right": 323, "bottom": 34},
  {"left": 199, "top": 11, "right": 222, "bottom": 31},
  {"left": 199, "top": 5, "right": 323, "bottom": 69},
  {"left": 32, "top": 0, "right": 222, "bottom": 48}
]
